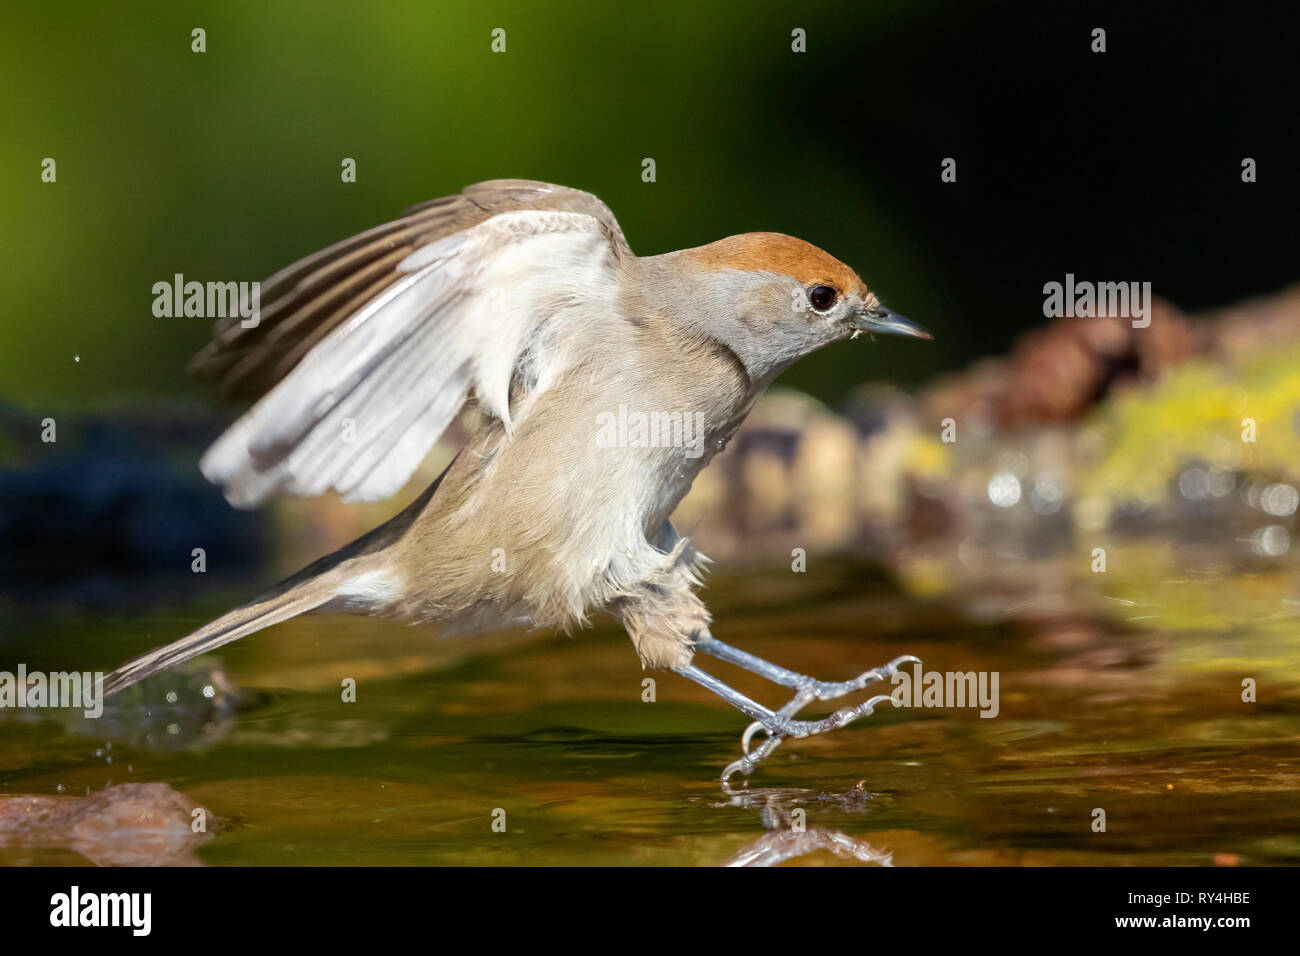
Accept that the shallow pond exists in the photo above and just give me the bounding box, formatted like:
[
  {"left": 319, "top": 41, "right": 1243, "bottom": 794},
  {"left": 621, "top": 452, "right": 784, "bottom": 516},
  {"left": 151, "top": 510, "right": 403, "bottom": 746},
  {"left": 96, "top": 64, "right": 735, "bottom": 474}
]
[{"left": 2, "top": 545, "right": 1298, "bottom": 866}]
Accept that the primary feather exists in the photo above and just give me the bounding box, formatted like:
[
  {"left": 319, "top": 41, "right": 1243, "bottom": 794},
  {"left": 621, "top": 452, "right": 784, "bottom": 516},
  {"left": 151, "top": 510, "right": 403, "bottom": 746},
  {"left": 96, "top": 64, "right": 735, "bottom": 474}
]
[{"left": 194, "top": 182, "right": 630, "bottom": 508}]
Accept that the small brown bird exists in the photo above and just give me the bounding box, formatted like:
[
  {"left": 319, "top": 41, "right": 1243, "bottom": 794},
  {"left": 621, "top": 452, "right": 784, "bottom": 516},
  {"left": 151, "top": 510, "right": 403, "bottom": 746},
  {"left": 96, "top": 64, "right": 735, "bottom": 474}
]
[{"left": 105, "top": 180, "right": 930, "bottom": 781}]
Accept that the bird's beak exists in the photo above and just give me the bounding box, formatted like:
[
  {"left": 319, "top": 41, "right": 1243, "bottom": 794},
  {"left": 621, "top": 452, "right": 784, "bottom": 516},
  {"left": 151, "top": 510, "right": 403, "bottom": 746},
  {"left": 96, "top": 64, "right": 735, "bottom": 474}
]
[{"left": 850, "top": 306, "right": 933, "bottom": 340}]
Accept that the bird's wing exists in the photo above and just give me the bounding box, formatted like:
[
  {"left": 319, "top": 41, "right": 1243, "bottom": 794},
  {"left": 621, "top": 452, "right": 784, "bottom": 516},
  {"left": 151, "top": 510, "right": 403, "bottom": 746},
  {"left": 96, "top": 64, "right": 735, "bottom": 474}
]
[{"left": 193, "top": 180, "right": 631, "bottom": 508}]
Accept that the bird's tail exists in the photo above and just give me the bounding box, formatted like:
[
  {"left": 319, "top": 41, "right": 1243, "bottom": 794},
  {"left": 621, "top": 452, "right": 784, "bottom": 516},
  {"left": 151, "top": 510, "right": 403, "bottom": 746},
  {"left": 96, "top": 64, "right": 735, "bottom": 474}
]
[
  {"left": 102, "top": 580, "right": 338, "bottom": 698},
  {"left": 103, "top": 458, "right": 450, "bottom": 698}
]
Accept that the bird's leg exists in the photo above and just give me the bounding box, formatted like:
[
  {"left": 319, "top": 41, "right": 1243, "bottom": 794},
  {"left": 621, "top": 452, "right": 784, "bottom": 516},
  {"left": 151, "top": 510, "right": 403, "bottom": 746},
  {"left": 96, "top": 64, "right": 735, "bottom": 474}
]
[
  {"left": 634, "top": 522, "right": 919, "bottom": 784},
  {"left": 674, "top": 641, "right": 920, "bottom": 787},
  {"left": 695, "top": 633, "right": 918, "bottom": 703}
]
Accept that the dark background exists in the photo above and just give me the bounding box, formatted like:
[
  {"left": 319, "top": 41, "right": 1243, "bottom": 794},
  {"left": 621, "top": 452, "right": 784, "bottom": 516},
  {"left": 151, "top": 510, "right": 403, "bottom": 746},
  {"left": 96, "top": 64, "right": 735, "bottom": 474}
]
[{"left": 1, "top": 0, "right": 1296, "bottom": 408}]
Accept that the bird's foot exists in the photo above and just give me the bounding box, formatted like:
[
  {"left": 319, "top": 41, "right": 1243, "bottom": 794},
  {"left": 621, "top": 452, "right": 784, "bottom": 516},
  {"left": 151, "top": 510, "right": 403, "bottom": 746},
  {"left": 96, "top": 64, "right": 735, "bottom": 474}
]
[
  {"left": 725, "top": 691, "right": 895, "bottom": 784},
  {"left": 675, "top": 636, "right": 919, "bottom": 788},
  {"left": 721, "top": 656, "right": 917, "bottom": 789}
]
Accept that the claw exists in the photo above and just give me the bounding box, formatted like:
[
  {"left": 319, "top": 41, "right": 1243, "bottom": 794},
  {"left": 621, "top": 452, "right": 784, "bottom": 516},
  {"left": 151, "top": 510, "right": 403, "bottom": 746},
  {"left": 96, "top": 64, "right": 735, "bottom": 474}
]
[
  {"left": 722, "top": 756, "right": 753, "bottom": 789},
  {"left": 721, "top": 661, "right": 916, "bottom": 784},
  {"left": 682, "top": 638, "right": 919, "bottom": 786}
]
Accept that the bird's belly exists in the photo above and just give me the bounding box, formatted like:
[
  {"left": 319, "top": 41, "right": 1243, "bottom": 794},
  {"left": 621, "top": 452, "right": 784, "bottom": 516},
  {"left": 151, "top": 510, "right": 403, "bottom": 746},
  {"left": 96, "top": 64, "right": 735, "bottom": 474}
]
[{"left": 397, "top": 393, "right": 742, "bottom": 630}]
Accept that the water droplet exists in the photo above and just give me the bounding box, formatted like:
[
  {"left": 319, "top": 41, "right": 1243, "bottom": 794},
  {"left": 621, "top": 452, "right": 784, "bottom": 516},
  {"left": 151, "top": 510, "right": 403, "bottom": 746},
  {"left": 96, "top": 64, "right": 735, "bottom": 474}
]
[
  {"left": 988, "top": 472, "right": 1021, "bottom": 508},
  {"left": 1030, "top": 472, "right": 1064, "bottom": 515},
  {"left": 1260, "top": 483, "right": 1298, "bottom": 517},
  {"left": 1207, "top": 466, "right": 1235, "bottom": 497},
  {"left": 1178, "top": 466, "right": 1209, "bottom": 500},
  {"left": 1249, "top": 525, "right": 1290, "bottom": 557}
]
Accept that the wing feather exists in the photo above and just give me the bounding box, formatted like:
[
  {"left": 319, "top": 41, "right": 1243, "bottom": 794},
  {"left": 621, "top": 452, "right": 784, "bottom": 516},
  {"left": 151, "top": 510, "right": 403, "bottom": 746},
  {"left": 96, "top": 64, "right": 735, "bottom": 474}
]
[{"left": 195, "top": 182, "right": 628, "bottom": 509}]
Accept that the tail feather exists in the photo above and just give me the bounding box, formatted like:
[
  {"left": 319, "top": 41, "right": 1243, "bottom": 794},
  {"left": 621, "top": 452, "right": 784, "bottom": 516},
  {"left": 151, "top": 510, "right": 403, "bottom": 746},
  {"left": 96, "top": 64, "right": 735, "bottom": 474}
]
[
  {"left": 103, "top": 453, "right": 450, "bottom": 698},
  {"left": 103, "top": 587, "right": 335, "bottom": 697}
]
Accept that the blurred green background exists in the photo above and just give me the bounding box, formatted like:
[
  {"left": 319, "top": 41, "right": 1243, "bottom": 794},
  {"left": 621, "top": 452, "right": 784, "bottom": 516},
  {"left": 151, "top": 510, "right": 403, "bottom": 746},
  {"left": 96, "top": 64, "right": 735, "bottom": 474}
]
[
  {"left": 4, "top": 0, "right": 1295, "bottom": 412},
  {"left": 0, "top": 0, "right": 942, "bottom": 406}
]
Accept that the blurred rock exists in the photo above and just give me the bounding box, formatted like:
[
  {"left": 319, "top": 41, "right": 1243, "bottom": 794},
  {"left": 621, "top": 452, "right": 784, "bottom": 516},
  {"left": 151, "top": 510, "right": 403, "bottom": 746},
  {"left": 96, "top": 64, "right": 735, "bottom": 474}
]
[
  {"left": 0, "top": 782, "right": 212, "bottom": 866},
  {"left": 672, "top": 389, "right": 954, "bottom": 560},
  {"left": 923, "top": 298, "right": 1210, "bottom": 431}
]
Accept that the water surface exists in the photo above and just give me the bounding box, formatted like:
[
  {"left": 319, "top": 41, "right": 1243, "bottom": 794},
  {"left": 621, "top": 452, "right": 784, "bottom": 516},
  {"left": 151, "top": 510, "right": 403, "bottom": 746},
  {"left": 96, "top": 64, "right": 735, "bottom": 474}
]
[{"left": 2, "top": 547, "right": 1298, "bottom": 866}]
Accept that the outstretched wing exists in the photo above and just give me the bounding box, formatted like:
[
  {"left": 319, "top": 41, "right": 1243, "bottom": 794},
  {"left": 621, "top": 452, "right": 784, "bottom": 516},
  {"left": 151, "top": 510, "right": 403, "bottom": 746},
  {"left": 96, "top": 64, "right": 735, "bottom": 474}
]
[{"left": 192, "top": 180, "right": 630, "bottom": 508}]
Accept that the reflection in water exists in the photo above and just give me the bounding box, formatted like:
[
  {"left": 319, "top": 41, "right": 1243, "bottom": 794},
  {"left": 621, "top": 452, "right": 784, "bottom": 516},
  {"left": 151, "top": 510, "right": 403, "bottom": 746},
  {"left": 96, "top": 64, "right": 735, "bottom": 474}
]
[
  {"left": 714, "top": 779, "right": 874, "bottom": 821},
  {"left": 715, "top": 780, "right": 896, "bottom": 866},
  {"left": 2, "top": 540, "right": 1299, "bottom": 866},
  {"left": 725, "top": 828, "right": 894, "bottom": 867}
]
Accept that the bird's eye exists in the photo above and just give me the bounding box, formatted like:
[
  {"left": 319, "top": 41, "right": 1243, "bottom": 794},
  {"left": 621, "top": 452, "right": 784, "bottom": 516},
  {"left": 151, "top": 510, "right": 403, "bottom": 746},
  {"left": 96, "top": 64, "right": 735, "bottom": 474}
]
[{"left": 808, "top": 285, "right": 838, "bottom": 312}]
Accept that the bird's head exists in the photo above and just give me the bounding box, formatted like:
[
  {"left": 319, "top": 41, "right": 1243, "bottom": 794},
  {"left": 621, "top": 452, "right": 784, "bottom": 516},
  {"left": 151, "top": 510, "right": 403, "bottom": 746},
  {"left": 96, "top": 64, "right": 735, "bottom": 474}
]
[{"left": 663, "top": 232, "right": 931, "bottom": 384}]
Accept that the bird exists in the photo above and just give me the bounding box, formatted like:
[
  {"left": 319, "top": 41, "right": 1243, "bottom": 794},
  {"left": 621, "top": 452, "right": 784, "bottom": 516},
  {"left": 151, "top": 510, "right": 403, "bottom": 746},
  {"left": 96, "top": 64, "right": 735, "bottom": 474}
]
[{"left": 103, "top": 179, "right": 931, "bottom": 782}]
